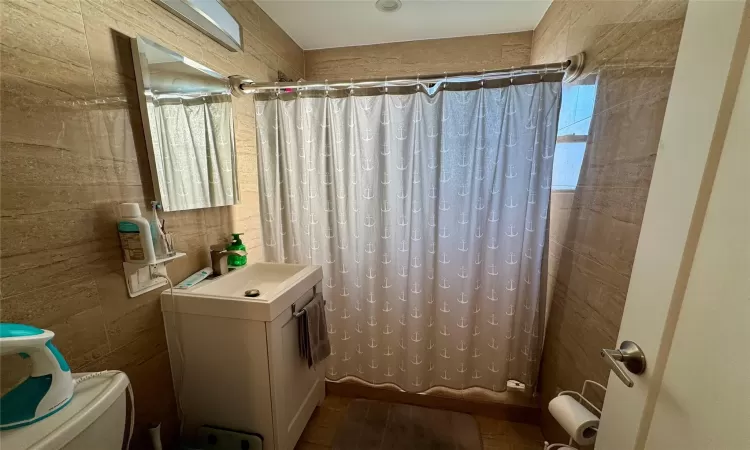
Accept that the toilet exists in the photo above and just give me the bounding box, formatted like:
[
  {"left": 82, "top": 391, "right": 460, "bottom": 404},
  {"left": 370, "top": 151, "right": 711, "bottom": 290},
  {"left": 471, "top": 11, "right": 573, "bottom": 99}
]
[{"left": 0, "top": 372, "right": 132, "bottom": 450}]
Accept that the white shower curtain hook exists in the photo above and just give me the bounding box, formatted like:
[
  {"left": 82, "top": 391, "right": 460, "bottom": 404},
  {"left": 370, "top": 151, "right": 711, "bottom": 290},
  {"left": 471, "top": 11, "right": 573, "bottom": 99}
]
[
  {"left": 415, "top": 73, "right": 419, "bottom": 92},
  {"left": 350, "top": 78, "right": 354, "bottom": 96},
  {"left": 510, "top": 67, "right": 515, "bottom": 85},
  {"left": 443, "top": 72, "right": 448, "bottom": 91},
  {"left": 480, "top": 69, "right": 485, "bottom": 87},
  {"left": 385, "top": 76, "right": 388, "bottom": 93},
  {"left": 325, "top": 79, "right": 329, "bottom": 97},
  {"left": 297, "top": 80, "right": 302, "bottom": 98}
]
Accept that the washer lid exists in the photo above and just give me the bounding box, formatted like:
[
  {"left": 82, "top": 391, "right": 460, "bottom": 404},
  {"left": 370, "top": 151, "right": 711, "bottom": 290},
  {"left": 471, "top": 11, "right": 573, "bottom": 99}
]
[{"left": 1, "top": 372, "right": 130, "bottom": 450}]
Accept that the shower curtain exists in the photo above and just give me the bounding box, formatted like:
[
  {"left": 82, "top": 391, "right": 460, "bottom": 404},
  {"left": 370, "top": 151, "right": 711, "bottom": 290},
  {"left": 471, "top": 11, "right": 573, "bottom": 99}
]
[{"left": 256, "top": 80, "right": 561, "bottom": 392}]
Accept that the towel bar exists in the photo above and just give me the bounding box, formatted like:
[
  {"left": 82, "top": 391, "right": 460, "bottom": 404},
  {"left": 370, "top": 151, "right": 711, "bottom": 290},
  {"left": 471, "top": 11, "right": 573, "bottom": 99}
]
[
  {"left": 291, "top": 299, "right": 325, "bottom": 318},
  {"left": 290, "top": 287, "right": 324, "bottom": 318}
]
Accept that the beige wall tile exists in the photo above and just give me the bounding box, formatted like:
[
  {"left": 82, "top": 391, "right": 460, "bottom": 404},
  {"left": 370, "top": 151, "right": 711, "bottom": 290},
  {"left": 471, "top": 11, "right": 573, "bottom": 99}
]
[
  {"left": 104, "top": 296, "right": 164, "bottom": 350},
  {"left": 47, "top": 305, "right": 111, "bottom": 369},
  {"left": 203, "top": 205, "right": 235, "bottom": 231},
  {"left": 0, "top": 277, "right": 100, "bottom": 329},
  {"left": 237, "top": 26, "right": 282, "bottom": 76},
  {"left": 589, "top": 66, "right": 673, "bottom": 117},
  {"left": 0, "top": 142, "right": 90, "bottom": 188},
  {"left": 0, "top": 0, "right": 96, "bottom": 97},
  {"left": 562, "top": 0, "right": 644, "bottom": 63},
  {"left": 550, "top": 186, "right": 650, "bottom": 279},
  {"left": 0, "top": 240, "right": 122, "bottom": 298},
  {"left": 255, "top": 6, "right": 304, "bottom": 78},
  {"left": 159, "top": 208, "right": 208, "bottom": 236},
  {"left": 530, "top": 1, "right": 573, "bottom": 64},
  {"left": 0, "top": 0, "right": 303, "bottom": 440},
  {"left": 0, "top": 143, "right": 146, "bottom": 196},
  {"left": 1, "top": 74, "right": 96, "bottom": 152},
  {"left": 577, "top": 83, "right": 671, "bottom": 190},
  {"left": 81, "top": 325, "right": 167, "bottom": 372},
  {"left": 84, "top": 0, "right": 206, "bottom": 59},
  {"left": 587, "top": 2, "right": 686, "bottom": 74},
  {"left": 1, "top": 207, "right": 120, "bottom": 257},
  {"left": 79, "top": 3, "right": 146, "bottom": 79},
  {"left": 166, "top": 232, "right": 212, "bottom": 282},
  {"left": 304, "top": 32, "right": 533, "bottom": 81},
  {"left": 0, "top": 184, "right": 144, "bottom": 218},
  {"left": 532, "top": 0, "right": 687, "bottom": 442},
  {"left": 223, "top": 0, "right": 304, "bottom": 80}
]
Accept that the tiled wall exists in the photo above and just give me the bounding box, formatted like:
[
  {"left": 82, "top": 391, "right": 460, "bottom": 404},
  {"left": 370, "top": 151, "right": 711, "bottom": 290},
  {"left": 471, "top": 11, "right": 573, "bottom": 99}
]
[
  {"left": 0, "top": 0, "right": 302, "bottom": 445},
  {"left": 304, "top": 32, "right": 532, "bottom": 80},
  {"left": 530, "top": 0, "right": 687, "bottom": 443}
]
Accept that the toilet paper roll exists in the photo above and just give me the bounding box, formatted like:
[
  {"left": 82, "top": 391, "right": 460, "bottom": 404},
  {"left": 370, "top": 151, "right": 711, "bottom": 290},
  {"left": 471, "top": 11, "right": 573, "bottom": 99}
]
[{"left": 548, "top": 395, "right": 600, "bottom": 446}]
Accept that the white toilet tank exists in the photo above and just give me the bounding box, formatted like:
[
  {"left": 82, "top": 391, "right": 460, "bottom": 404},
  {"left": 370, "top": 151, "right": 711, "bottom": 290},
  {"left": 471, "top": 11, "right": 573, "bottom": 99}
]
[{"left": 0, "top": 372, "right": 131, "bottom": 450}]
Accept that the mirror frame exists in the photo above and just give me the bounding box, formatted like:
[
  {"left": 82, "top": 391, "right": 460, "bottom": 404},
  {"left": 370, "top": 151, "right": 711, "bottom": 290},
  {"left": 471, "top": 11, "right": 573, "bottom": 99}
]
[{"left": 131, "top": 35, "right": 240, "bottom": 212}]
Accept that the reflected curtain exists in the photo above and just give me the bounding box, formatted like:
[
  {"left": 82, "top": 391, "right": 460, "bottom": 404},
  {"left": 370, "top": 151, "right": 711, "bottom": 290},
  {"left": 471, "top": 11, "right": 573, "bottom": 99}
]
[
  {"left": 148, "top": 94, "right": 237, "bottom": 210},
  {"left": 256, "top": 82, "right": 561, "bottom": 391}
]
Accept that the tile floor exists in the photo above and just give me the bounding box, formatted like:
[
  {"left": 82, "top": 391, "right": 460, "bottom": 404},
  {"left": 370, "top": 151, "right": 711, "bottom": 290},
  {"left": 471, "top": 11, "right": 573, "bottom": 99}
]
[{"left": 295, "top": 395, "right": 545, "bottom": 450}]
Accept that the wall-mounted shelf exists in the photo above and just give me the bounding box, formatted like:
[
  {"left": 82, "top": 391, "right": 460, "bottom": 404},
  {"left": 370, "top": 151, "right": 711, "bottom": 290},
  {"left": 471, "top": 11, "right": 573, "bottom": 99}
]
[{"left": 123, "top": 252, "right": 186, "bottom": 298}]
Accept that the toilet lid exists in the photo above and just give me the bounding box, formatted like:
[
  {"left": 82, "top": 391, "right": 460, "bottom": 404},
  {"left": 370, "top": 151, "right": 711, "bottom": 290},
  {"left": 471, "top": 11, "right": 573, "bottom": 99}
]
[{"left": 0, "top": 372, "right": 130, "bottom": 450}]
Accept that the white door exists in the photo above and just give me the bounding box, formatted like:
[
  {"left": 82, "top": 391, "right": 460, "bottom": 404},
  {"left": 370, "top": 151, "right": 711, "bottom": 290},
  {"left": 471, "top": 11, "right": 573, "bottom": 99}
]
[
  {"left": 643, "top": 40, "right": 750, "bottom": 449},
  {"left": 595, "top": 1, "right": 750, "bottom": 449}
]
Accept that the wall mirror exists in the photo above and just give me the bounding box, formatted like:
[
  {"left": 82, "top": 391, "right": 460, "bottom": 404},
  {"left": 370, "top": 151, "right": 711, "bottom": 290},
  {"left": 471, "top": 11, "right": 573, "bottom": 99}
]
[{"left": 132, "top": 36, "right": 239, "bottom": 212}]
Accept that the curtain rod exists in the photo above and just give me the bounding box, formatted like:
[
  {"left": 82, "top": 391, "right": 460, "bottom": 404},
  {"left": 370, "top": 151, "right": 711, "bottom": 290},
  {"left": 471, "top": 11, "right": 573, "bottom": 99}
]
[{"left": 229, "top": 53, "right": 585, "bottom": 95}]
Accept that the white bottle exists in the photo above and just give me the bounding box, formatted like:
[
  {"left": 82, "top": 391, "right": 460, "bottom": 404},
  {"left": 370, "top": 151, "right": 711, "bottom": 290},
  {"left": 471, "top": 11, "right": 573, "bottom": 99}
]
[{"left": 118, "top": 203, "right": 156, "bottom": 263}]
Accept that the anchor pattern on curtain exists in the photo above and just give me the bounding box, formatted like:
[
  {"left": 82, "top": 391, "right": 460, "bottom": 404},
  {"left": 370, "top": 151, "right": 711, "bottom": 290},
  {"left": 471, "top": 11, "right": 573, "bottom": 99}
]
[{"left": 256, "top": 82, "right": 561, "bottom": 392}]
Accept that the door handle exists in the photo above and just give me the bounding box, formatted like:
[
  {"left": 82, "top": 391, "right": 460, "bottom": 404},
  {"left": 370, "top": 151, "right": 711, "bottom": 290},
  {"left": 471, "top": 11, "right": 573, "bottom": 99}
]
[{"left": 601, "top": 340, "right": 646, "bottom": 388}]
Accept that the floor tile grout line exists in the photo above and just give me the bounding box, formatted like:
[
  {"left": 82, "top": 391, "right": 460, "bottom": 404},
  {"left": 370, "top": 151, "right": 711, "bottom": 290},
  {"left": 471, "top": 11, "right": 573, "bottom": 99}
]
[{"left": 376, "top": 404, "right": 390, "bottom": 450}]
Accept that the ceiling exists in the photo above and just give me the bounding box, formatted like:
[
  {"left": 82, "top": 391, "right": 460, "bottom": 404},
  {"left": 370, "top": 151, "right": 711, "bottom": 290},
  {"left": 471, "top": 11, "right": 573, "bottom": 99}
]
[{"left": 255, "top": 0, "right": 552, "bottom": 50}]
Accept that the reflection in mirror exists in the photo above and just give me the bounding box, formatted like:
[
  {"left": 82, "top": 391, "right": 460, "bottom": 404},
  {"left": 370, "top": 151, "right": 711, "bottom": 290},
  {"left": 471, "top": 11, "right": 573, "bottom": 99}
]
[{"left": 131, "top": 36, "right": 239, "bottom": 212}]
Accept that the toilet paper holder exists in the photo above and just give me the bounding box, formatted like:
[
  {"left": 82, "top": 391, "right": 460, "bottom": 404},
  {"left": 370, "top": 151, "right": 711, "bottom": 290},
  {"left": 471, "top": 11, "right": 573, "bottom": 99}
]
[{"left": 544, "top": 379, "right": 607, "bottom": 450}]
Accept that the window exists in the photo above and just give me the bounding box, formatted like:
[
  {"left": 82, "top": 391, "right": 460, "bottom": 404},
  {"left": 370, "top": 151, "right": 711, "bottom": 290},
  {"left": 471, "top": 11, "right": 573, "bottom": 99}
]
[{"left": 551, "top": 82, "right": 597, "bottom": 191}]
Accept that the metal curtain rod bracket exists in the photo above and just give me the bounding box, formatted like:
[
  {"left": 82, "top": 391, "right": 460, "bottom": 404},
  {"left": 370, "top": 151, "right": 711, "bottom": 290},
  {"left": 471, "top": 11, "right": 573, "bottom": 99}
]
[{"left": 229, "top": 52, "right": 585, "bottom": 95}]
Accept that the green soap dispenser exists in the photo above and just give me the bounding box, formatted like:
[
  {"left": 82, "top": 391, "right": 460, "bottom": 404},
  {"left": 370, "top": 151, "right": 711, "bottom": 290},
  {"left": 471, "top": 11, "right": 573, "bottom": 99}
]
[{"left": 227, "top": 233, "right": 247, "bottom": 267}]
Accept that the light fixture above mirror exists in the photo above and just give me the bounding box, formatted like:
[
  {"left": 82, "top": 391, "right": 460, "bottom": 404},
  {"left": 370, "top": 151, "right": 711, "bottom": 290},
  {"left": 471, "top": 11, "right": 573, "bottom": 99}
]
[{"left": 153, "top": 0, "right": 243, "bottom": 52}]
